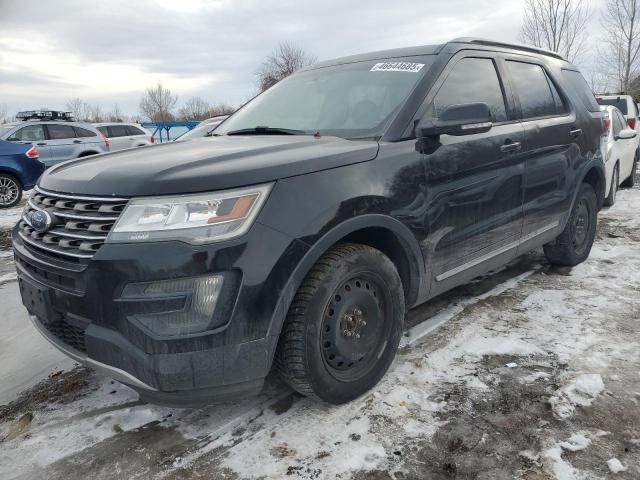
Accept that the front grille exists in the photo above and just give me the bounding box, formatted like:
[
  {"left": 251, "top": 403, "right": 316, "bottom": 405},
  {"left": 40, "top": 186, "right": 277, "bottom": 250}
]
[
  {"left": 41, "top": 317, "right": 87, "bottom": 352},
  {"left": 19, "top": 187, "right": 128, "bottom": 262}
]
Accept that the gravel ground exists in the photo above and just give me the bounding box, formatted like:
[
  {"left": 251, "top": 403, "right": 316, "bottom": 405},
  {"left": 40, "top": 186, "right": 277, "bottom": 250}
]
[{"left": 0, "top": 182, "right": 638, "bottom": 480}]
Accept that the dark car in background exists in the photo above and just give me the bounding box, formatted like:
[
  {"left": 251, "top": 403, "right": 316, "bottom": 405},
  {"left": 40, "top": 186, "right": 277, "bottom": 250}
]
[
  {"left": 0, "top": 111, "right": 109, "bottom": 167},
  {"left": 0, "top": 139, "right": 45, "bottom": 207},
  {"left": 13, "top": 38, "right": 605, "bottom": 406}
]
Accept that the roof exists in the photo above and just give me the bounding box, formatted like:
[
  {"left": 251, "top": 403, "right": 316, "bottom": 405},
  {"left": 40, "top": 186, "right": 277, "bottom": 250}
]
[{"left": 305, "top": 37, "right": 569, "bottom": 71}]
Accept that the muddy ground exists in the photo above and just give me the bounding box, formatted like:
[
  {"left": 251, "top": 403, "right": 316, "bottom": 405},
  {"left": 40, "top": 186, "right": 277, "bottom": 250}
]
[{"left": 0, "top": 182, "right": 639, "bottom": 480}]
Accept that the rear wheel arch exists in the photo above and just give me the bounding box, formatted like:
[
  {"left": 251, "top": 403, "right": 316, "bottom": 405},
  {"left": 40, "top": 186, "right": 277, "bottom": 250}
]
[
  {"left": 580, "top": 164, "right": 605, "bottom": 210},
  {"left": 77, "top": 150, "right": 99, "bottom": 158}
]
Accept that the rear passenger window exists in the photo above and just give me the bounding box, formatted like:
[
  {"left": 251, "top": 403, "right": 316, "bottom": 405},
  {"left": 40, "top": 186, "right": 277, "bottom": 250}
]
[
  {"left": 47, "top": 124, "right": 77, "bottom": 139},
  {"left": 430, "top": 57, "right": 507, "bottom": 122},
  {"left": 73, "top": 126, "right": 97, "bottom": 137},
  {"left": 108, "top": 125, "right": 129, "bottom": 137},
  {"left": 506, "top": 61, "right": 565, "bottom": 119},
  {"left": 126, "top": 125, "right": 146, "bottom": 136}
]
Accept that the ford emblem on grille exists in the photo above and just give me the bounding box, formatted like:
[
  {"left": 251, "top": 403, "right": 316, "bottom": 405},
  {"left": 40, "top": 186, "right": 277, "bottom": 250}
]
[{"left": 30, "top": 210, "right": 53, "bottom": 233}]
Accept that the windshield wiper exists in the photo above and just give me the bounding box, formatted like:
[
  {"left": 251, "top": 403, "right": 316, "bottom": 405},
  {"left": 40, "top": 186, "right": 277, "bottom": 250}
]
[{"left": 226, "top": 126, "right": 307, "bottom": 136}]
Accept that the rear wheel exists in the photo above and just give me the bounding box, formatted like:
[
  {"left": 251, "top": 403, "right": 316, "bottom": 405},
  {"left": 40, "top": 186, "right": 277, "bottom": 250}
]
[
  {"left": 275, "top": 243, "right": 405, "bottom": 404},
  {"left": 0, "top": 174, "right": 22, "bottom": 208},
  {"left": 543, "top": 183, "right": 597, "bottom": 266},
  {"left": 621, "top": 150, "right": 637, "bottom": 188},
  {"left": 604, "top": 163, "right": 619, "bottom": 207}
]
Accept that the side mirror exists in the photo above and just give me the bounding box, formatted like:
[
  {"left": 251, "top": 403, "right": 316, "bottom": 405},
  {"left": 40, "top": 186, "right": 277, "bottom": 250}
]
[
  {"left": 419, "top": 102, "right": 493, "bottom": 137},
  {"left": 616, "top": 128, "right": 637, "bottom": 140}
]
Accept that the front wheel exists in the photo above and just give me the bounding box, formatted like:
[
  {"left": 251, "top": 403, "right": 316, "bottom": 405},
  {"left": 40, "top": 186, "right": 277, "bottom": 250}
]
[
  {"left": 543, "top": 183, "right": 597, "bottom": 266},
  {"left": 275, "top": 243, "right": 405, "bottom": 404},
  {"left": 0, "top": 173, "right": 22, "bottom": 208}
]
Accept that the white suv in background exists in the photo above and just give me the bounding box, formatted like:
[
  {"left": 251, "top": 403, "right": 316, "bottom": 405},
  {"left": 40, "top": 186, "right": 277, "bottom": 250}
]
[
  {"left": 596, "top": 94, "right": 640, "bottom": 143},
  {"left": 94, "top": 123, "right": 155, "bottom": 152}
]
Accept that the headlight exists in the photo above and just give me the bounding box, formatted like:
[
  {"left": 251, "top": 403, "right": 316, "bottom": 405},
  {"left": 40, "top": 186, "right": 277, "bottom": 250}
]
[{"left": 108, "top": 184, "right": 272, "bottom": 243}]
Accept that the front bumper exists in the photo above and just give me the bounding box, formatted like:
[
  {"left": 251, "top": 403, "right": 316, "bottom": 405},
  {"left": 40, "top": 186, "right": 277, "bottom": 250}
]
[{"left": 12, "top": 221, "right": 308, "bottom": 406}]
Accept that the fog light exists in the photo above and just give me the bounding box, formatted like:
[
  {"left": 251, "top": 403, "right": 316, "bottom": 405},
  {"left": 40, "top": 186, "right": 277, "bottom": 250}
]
[{"left": 121, "top": 275, "right": 224, "bottom": 336}]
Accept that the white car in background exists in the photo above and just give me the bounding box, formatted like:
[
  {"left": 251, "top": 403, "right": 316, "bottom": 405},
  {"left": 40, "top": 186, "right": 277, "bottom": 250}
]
[
  {"left": 94, "top": 123, "right": 155, "bottom": 152},
  {"left": 600, "top": 105, "right": 638, "bottom": 206}
]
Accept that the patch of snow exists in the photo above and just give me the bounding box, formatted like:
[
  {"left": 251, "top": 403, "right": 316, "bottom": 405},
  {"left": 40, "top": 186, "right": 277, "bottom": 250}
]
[
  {"left": 0, "top": 250, "right": 13, "bottom": 258},
  {"left": 544, "top": 445, "right": 579, "bottom": 480},
  {"left": 607, "top": 458, "right": 627, "bottom": 473},
  {"left": 505, "top": 362, "right": 518, "bottom": 368},
  {"left": 0, "top": 272, "right": 17, "bottom": 284},
  {"left": 521, "top": 371, "right": 551, "bottom": 383},
  {"left": 559, "top": 433, "right": 591, "bottom": 452},
  {"left": 461, "top": 336, "right": 543, "bottom": 359},
  {"left": 549, "top": 374, "right": 605, "bottom": 419}
]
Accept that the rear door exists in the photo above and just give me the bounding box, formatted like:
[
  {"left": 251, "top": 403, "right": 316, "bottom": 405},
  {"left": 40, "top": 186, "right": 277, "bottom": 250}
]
[
  {"left": 418, "top": 54, "right": 526, "bottom": 293},
  {"left": 44, "top": 123, "right": 80, "bottom": 164},
  {"left": 502, "top": 58, "right": 576, "bottom": 243},
  {"left": 613, "top": 109, "right": 636, "bottom": 180},
  {"left": 126, "top": 125, "right": 149, "bottom": 145}
]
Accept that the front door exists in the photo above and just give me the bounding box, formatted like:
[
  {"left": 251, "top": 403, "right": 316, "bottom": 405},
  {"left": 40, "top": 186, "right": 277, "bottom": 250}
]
[
  {"left": 7, "top": 124, "right": 51, "bottom": 162},
  {"left": 418, "top": 55, "right": 526, "bottom": 293}
]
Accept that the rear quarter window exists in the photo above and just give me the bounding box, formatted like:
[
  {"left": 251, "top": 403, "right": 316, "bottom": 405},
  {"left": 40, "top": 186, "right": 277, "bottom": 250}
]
[
  {"left": 108, "top": 125, "right": 129, "bottom": 137},
  {"left": 73, "top": 126, "right": 97, "bottom": 137},
  {"left": 96, "top": 126, "right": 109, "bottom": 136},
  {"left": 561, "top": 69, "right": 600, "bottom": 112}
]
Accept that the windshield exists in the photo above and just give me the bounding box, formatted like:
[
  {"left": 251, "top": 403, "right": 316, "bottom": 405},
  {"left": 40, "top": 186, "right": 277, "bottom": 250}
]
[
  {"left": 0, "top": 124, "right": 16, "bottom": 137},
  {"left": 216, "top": 56, "right": 435, "bottom": 139},
  {"left": 174, "top": 122, "right": 219, "bottom": 141}
]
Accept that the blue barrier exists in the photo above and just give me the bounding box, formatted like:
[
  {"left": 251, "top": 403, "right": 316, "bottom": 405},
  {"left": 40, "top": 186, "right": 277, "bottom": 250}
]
[{"left": 140, "top": 121, "right": 199, "bottom": 143}]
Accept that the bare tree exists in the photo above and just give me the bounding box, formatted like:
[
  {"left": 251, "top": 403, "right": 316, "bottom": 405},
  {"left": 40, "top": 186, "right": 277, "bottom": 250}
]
[
  {"left": 520, "top": 0, "right": 591, "bottom": 62},
  {"left": 65, "top": 98, "right": 91, "bottom": 121},
  {"left": 209, "top": 103, "right": 235, "bottom": 116},
  {"left": 139, "top": 83, "right": 178, "bottom": 121},
  {"left": 601, "top": 0, "right": 640, "bottom": 93},
  {"left": 107, "top": 103, "right": 124, "bottom": 122},
  {"left": 256, "top": 42, "right": 316, "bottom": 92},
  {"left": 0, "top": 103, "right": 7, "bottom": 123},
  {"left": 178, "top": 96, "right": 210, "bottom": 120}
]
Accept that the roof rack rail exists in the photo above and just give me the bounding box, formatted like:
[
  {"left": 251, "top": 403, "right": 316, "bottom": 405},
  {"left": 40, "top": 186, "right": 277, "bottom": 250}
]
[
  {"left": 450, "top": 37, "right": 566, "bottom": 61},
  {"left": 16, "top": 110, "right": 75, "bottom": 122}
]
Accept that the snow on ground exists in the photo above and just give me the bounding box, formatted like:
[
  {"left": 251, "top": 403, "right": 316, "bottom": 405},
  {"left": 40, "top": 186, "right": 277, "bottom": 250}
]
[
  {"left": 0, "top": 186, "right": 639, "bottom": 479},
  {"left": 0, "top": 191, "right": 28, "bottom": 230}
]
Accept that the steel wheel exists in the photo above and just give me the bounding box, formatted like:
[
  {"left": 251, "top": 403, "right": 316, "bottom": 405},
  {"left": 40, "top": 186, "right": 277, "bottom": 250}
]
[
  {"left": 320, "top": 272, "right": 390, "bottom": 382},
  {"left": 0, "top": 175, "right": 21, "bottom": 207}
]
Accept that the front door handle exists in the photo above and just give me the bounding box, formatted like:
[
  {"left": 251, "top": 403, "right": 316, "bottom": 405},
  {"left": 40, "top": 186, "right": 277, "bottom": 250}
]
[
  {"left": 36, "top": 142, "right": 47, "bottom": 146},
  {"left": 73, "top": 140, "right": 82, "bottom": 144},
  {"left": 570, "top": 128, "right": 583, "bottom": 138},
  {"left": 500, "top": 141, "right": 522, "bottom": 153}
]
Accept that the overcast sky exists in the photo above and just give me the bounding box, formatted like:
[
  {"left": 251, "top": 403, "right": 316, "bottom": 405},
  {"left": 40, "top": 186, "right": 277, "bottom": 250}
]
[{"left": 0, "top": 0, "right": 605, "bottom": 119}]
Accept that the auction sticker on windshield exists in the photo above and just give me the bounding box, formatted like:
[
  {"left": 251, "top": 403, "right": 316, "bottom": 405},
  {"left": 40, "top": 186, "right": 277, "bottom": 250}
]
[{"left": 370, "top": 62, "right": 425, "bottom": 72}]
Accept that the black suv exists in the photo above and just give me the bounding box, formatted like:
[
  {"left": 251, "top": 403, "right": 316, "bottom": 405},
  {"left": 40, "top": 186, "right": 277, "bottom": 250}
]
[{"left": 13, "top": 38, "right": 605, "bottom": 406}]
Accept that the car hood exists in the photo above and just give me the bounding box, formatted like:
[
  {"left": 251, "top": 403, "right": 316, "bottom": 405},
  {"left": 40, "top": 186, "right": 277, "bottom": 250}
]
[{"left": 39, "top": 135, "right": 379, "bottom": 197}]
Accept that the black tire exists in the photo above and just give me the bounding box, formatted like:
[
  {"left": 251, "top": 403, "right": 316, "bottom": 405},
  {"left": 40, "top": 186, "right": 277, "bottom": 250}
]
[
  {"left": 543, "top": 183, "right": 597, "bottom": 266},
  {"left": 275, "top": 243, "right": 405, "bottom": 404},
  {"left": 604, "top": 163, "right": 619, "bottom": 207},
  {"left": 0, "top": 173, "right": 23, "bottom": 208},
  {"left": 621, "top": 151, "right": 637, "bottom": 188}
]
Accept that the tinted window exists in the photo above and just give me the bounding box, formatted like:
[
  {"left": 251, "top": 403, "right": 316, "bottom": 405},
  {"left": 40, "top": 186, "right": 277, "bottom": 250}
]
[
  {"left": 507, "top": 61, "right": 562, "bottom": 118},
  {"left": 73, "top": 126, "right": 97, "bottom": 137},
  {"left": 562, "top": 69, "right": 600, "bottom": 112},
  {"left": 597, "top": 97, "right": 628, "bottom": 115},
  {"left": 96, "top": 126, "right": 109, "bottom": 136},
  {"left": 109, "top": 125, "right": 129, "bottom": 137},
  {"left": 126, "top": 125, "right": 146, "bottom": 136},
  {"left": 47, "top": 124, "right": 77, "bottom": 140},
  {"left": 10, "top": 124, "right": 45, "bottom": 141},
  {"left": 429, "top": 57, "right": 507, "bottom": 122}
]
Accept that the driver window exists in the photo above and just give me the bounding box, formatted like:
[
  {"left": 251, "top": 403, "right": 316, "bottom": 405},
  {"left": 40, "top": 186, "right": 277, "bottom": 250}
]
[{"left": 426, "top": 57, "right": 507, "bottom": 122}]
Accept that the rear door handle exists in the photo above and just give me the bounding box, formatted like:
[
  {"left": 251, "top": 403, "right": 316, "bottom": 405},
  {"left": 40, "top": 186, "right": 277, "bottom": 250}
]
[
  {"left": 500, "top": 141, "right": 522, "bottom": 153},
  {"left": 73, "top": 140, "right": 82, "bottom": 144},
  {"left": 36, "top": 142, "right": 47, "bottom": 146},
  {"left": 570, "top": 129, "right": 583, "bottom": 138}
]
